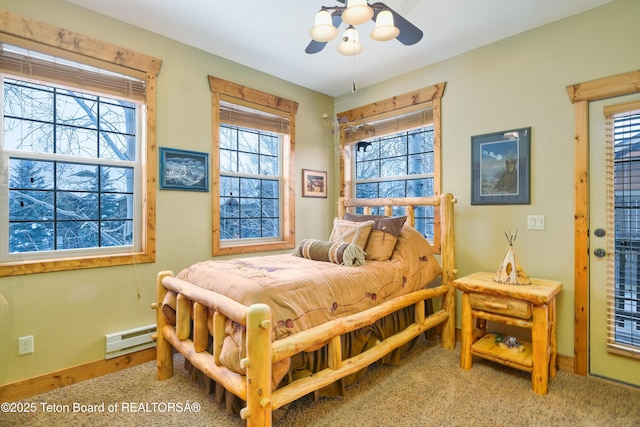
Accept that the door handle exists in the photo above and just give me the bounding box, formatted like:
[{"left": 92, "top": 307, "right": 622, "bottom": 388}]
[{"left": 594, "top": 248, "right": 606, "bottom": 258}]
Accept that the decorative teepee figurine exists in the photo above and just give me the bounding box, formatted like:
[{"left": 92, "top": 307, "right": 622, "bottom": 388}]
[{"left": 493, "top": 230, "right": 531, "bottom": 285}]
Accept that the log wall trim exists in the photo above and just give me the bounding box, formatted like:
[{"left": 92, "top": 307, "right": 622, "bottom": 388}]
[{"left": 566, "top": 69, "right": 640, "bottom": 376}]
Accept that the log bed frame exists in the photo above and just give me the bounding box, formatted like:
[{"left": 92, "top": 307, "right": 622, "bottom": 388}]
[{"left": 152, "top": 194, "right": 457, "bottom": 426}]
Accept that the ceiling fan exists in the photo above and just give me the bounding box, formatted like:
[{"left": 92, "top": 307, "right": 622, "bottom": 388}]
[{"left": 305, "top": 0, "right": 423, "bottom": 55}]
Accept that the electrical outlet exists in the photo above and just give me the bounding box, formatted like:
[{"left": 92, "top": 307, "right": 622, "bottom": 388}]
[{"left": 18, "top": 335, "right": 34, "bottom": 355}]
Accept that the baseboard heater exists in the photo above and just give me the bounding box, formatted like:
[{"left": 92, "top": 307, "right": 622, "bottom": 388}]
[{"left": 105, "top": 324, "right": 157, "bottom": 359}]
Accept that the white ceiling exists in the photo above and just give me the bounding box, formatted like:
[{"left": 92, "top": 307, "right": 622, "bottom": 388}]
[{"left": 64, "top": 0, "right": 612, "bottom": 97}]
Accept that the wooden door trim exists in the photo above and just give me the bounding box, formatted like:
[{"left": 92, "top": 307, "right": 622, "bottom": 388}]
[{"left": 566, "top": 69, "right": 640, "bottom": 375}]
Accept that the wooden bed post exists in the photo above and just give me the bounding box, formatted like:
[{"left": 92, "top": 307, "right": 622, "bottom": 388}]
[
  {"left": 439, "top": 193, "right": 457, "bottom": 349},
  {"left": 154, "top": 271, "right": 174, "bottom": 380},
  {"left": 241, "top": 303, "right": 272, "bottom": 427}
]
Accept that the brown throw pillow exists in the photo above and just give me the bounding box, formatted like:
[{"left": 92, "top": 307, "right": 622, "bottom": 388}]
[
  {"left": 342, "top": 213, "right": 407, "bottom": 261},
  {"left": 293, "top": 239, "right": 366, "bottom": 267}
]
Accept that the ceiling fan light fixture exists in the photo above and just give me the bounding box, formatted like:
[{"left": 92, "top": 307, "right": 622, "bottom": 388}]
[
  {"left": 370, "top": 10, "right": 400, "bottom": 41},
  {"left": 341, "top": 0, "right": 374, "bottom": 26},
  {"left": 337, "top": 25, "right": 363, "bottom": 56},
  {"left": 310, "top": 10, "right": 338, "bottom": 42}
]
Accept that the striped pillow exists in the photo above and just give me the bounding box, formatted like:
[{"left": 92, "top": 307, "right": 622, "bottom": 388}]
[{"left": 293, "top": 239, "right": 366, "bottom": 267}]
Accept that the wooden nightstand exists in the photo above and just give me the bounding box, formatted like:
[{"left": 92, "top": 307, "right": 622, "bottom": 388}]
[{"left": 453, "top": 272, "right": 562, "bottom": 395}]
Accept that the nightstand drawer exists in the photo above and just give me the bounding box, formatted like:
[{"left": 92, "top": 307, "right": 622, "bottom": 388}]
[{"left": 469, "top": 293, "right": 531, "bottom": 319}]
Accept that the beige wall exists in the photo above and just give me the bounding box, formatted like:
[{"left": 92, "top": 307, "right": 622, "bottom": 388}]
[
  {"left": 0, "top": 0, "right": 335, "bottom": 385},
  {"left": 1, "top": 0, "right": 638, "bottom": 386},
  {"left": 334, "top": 0, "right": 640, "bottom": 358}
]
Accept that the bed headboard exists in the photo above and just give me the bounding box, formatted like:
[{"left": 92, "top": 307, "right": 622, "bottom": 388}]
[{"left": 337, "top": 193, "right": 456, "bottom": 280}]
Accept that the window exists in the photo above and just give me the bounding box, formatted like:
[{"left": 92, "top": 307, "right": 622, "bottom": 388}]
[
  {"left": 354, "top": 126, "right": 435, "bottom": 238},
  {"left": 608, "top": 104, "right": 640, "bottom": 356},
  {"left": 209, "top": 76, "right": 298, "bottom": 256},
  {"left": 220, "top": 119, "right": 280, "bottom": 240},
  {"left": 3, "top": 77, "right": 138, "bottom": 255},
  {"left": 338, "top": 83, "right": 445, "bottom": 251},
  {"left": 0, "top": 11, "right": 161, "bottom": 276}
]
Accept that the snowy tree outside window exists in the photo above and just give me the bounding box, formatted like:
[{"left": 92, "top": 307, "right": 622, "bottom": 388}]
[
  {"left": 354, "top": 126, "right": 435, "bottom": 239},
  {"left": 2, "top": 77, "right": 140, "bottom": 257}
]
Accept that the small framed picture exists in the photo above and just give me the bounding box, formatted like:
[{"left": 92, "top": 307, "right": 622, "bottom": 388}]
[
  {"left": 471, "top": 127, "right": 531, "bottom": 205},
  {"left": 159, "top": 147, "right": 209, "bottom": 192},
  {"left": 302, "top": 169, "right": 327, "bottom": 198}
]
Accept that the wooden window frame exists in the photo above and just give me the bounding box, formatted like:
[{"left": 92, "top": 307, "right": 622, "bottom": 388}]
[
  {"left": 209, "top": 76, "right": 298, "bottom": 256},
  {"left": 337, "top": 82, "right": 445, "bottom": 252},
  {"left": 0, "top": 10, "right": 161, "bottom": 276}
]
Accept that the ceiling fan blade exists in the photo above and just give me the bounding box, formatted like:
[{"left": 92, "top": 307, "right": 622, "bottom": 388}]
[
  {"left": 372, "top": 3, "right": 423, "bottom": 45},
  {"left": 305, "top": 12, "right": 343, "bottom": 54},
  {"left": 305, "top": 40, "right": 327, "bottom": 54}
]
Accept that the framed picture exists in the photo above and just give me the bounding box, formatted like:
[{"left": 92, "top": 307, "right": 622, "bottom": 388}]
[
  {"left": 471, "top": 127, "right": 531, "bottom": 205},
  {"left": 302, "top": 169, "right": 327, "bottom": 198},
  {"left": 159, "top": 147, "right": 209, "bottom": 192}
]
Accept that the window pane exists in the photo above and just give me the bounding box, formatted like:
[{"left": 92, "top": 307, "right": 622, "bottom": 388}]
[
  {"left": 379, "top": 180, "right": 405, "bottom": 198},
  {"left": 100, "top": 194, "right": 133, "bottom": 220},
  {"left": 380, "top": 157, "right": 406, "bottom": 177},
  {"left": 238, "top": 130, "right": 259, "bottom": 153},
  {"left": 4, "top": 117, "right": 54, "bottom": 153},
  {"left": 356, "top": 159, "right": 379, "bottom": 180},
  {"left": 220, "top": 149, "right": 238, "bottom": 172},
  {"left": 240, "top": 218, "right": 260, "bottom": 238},
  {"left": 56, "top": 125, "right": 98, "bottom": 157},
  {"left": 261, "top": 218, "right": 279, "bottom": 237},
  {"left": 262, "top": 198, "right": 278, "bottom": 217},
  {"left": 57, "top": 163, "right": 99, "bottom": 191},
  {"left": 100, "top": 99, "right": 135, "bottom": 134},
  {"left": 9, "top": 190, "right": 54, "bottom": 221},
  {"left": 260, "top": 134, "right": 278, "bottom": 156},
  {"left": 380, "top": 136, "right": 407, "bottom": 158},
  {"left": 262, "top": 179, "right": 279, "bottom": 198},
  {"left": 100, "top": 132, "right": 135, "bottom": 161},
  {"left": 238, "top": 151, "right": 259, "bottom": 174},
  {"left": 100, "top": 220, "right": 133, "bottom": 246},
  {"left": 220, "top": 126, "right": 237, "bottom": 150},
  {"left": 3, "top": 79, "right": 54, "bottom": 122},
  {"left": 240, "top": 178, "right": 261, "bottom": 198},
  {"left": 101, "top": 166, "right": 134, "bottom": 192},
  {"left": 9, "top": 158, "right": 54, "bottom": 189},
  {"left": 56, "top": 92, "right": 98, "bottom": 128},
  {"left": 57, "top": 221, "right": 98, "bottom": 249},
  {"left": 241, "top": 198, "right": 261, "bottom": 219},
  {"left": 10, "top": 222, "right": 54, "bottom": 253},
  {"left": 221, "top": 218, "right": 240, "bottom": 239},
  {"left": 260, "top": 154, "right": 278, "bottom": 176},
  {"left": 57, "top": 192, "right": 98, "bottom": 221},
  {"left": 220, "top": 176, "right": 240, "bottom": 198}
]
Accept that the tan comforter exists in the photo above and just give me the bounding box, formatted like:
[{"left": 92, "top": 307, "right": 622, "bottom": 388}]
[
  {"left": 165, "top": 225, "right": 441, "bottom": 379},
  {"left": 175, "top": 225, "right": 441, "bottom": 338}
]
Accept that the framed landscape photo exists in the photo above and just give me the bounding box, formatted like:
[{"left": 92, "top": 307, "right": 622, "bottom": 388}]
[
  {"left": 471, "top": 127, "right": 531, "bottom": 205},
  {"left": 159, "top": 147, "right": 209, "bottom": 192},
  {"left": 302, "top": 169, "right": 327, "bottom": 198}
]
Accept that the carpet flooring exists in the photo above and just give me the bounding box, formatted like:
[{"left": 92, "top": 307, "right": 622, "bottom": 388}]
[{"left": 4, "top": 337, "right": 640, "bottom": 426}]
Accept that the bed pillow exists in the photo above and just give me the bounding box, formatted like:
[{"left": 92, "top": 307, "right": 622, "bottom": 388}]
[
  {"left": 329, "top": 218, "right": 374, "bottom": 248},
  {"left": 293, "top": 239, "right": 366, "bottom": 267},
  {"left": 342, "top": 213, "right": 407, "bottom": 261}
]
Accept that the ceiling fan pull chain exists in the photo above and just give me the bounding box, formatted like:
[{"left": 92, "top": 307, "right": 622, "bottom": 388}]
[{"left": 352, "top": 55, "right": 357, "bottom": 94}]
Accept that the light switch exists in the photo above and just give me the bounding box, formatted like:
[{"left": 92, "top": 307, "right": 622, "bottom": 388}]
[{"left": 527, "top": 215, "right": 545, "bottom": 230}]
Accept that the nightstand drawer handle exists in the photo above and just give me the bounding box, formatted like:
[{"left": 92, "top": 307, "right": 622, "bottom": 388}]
[{"left": 483, "top": 301, "right": 509, "bottom": 310}]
